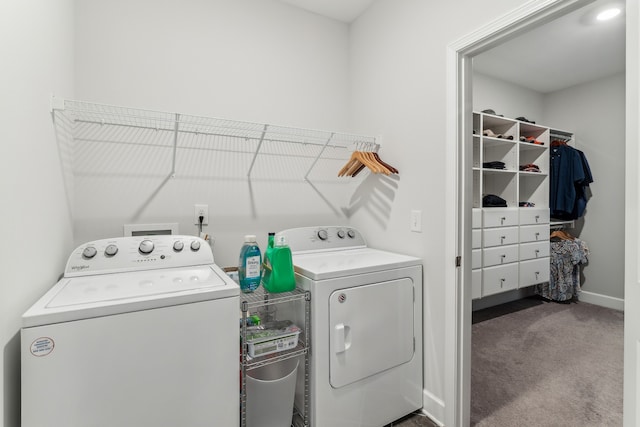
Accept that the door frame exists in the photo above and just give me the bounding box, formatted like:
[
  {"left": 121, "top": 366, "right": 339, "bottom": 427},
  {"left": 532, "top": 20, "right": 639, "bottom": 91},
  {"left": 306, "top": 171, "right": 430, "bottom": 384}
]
[{"left": 444, "top": 0, "right": 637, "bottom": 425}]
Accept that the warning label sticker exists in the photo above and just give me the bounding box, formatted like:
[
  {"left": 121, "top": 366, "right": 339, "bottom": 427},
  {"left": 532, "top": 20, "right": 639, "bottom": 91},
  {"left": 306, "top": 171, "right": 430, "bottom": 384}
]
[{"left": 30, "top": 337, "right": 55, "bottom": 357}]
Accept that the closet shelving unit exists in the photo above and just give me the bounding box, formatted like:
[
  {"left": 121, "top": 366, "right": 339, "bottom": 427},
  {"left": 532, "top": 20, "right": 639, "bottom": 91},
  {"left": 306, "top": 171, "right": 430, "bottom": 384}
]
[
  {"left": 472, "top": 111, "right": 552, "bottom": 299},
  {"left": 50, "top": 96, "right": 379, "bottom": 182},
  {"left": 240, "top": 287, "right": 311, "bottom": 427}
]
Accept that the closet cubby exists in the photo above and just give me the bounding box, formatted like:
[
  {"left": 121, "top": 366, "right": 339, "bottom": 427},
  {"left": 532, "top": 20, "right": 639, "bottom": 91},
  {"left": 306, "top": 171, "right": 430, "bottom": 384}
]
[
  {"left": 519, "top": 174, "right": 549, "bottom": 208},
  {"left": 482, "top": 114, "right": 517, "bottom": 139},
  {"left": 483, "top": 139, "right": 517, "bottom": 171},
  {"left": 482, "top": 171, "right": 517, "bottom": 206},
  {"left": 519, "top": 122, "right": 549, "bottom": 145}
]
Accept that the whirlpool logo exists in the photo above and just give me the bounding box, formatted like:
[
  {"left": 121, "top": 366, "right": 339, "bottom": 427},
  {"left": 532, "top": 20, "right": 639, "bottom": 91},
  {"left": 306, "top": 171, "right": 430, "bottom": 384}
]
[{"left": 71, "top": 265, "right": 90, "bottom": 271}]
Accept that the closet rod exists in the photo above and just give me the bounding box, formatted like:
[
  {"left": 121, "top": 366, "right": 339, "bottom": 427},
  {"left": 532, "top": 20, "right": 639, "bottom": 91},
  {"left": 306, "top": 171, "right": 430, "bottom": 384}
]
[
  {"left": 550, "top": 220, "right": 574, "bottom": 230},
  {"left": 550, "top": 129, "right": 573, "bottom": 139}
]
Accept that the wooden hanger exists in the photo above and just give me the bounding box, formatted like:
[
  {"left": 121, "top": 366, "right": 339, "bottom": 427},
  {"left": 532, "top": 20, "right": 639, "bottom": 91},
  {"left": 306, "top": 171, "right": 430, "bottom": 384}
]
[
  {"left": 338, "top": 151, "right": 361, "bottom": 177},
  {"left": 338, "top": 148, "right": 399, "bottom": 177},
  {"left": 373, "top": 152, "right": 398, "bottom": 174},
  {"left": 550, "top": 229, "right": 574, "bottom": 240},
  {"left": 551, "top": 139, "right": 568, "bottom": 147}
]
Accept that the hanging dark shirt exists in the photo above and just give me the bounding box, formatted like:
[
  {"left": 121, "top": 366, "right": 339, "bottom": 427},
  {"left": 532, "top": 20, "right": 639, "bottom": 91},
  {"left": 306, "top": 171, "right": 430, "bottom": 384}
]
[{"left": 550, "top": 144, "right": 586, "bottom": 219}]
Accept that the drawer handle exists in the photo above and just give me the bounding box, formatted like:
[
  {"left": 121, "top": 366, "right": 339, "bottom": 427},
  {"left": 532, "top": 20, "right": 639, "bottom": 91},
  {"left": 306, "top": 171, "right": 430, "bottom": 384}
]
[
  {"left": 535, "top": 215, "right": 540, "bottom": 222},
  {"left": 535, "top": 271, "right": 540, "bottom": 279},
  {"left": 535, "top": 249, "right": 540, "bottom": 258},
  {"left": 501, "top": 236, "right": 506, "bottom": 244},
  {"left": 500, "top": 254, "right": 506, "bottom": 264},
  {"left": 535, "top": 232, "right": 540, "bottom": 240},
  {"left": 500, "top": 278, "right": 505, "bottom": 288},
  {"left": 501, "top": 217, "right": 506, "bottom": 225}
]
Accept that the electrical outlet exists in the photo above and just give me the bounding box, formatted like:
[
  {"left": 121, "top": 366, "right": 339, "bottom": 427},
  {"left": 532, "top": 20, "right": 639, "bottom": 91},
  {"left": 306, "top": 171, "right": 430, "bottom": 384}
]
[
  {"left": 194, "top": 204, "right": 209, "bottom": 225},
  {"left": 410, "top": 210, "right": 422, "bottom": 232}
]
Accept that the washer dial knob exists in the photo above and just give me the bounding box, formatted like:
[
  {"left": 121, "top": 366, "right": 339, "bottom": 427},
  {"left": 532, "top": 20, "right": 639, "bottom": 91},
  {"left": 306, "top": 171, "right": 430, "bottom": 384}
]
[
  {"left": 190, "top": 240, "right": 201, "bottom": 251},
  {"left": 139, "top": 239, "right": 154, "bottom": 254},
  {"left": 337, "top": 230, "right": 346, "bottom": 239},
  {"left": 82, "top": 246, "right": 97, "bottom": 259},
  {"left": 104, "top": 244, "right": 118, "bottom": 257},
  {"left": 173, "top": 241, "right": 184, "bottom": 252},
  {"left": 347, "top": 229, "right": 356, "bottom": 239},
  {"left": 317, "top": 229, "right": 328, "bottom": 240}
]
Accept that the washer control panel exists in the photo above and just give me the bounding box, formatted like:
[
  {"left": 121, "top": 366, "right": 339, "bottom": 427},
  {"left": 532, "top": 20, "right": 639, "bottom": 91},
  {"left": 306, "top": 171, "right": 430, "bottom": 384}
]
[
  {"left": 65, "top": 235, "right": 213, "bottom": 277},
  {"left": 277, "top": 226, "right": 367, "bottom": 253}
]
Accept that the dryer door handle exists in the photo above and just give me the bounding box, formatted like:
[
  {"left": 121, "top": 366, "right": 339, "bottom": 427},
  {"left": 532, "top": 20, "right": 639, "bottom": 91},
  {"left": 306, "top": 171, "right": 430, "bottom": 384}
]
[{"left": 334, "top": 323, "right": 351, "bottom": 353}]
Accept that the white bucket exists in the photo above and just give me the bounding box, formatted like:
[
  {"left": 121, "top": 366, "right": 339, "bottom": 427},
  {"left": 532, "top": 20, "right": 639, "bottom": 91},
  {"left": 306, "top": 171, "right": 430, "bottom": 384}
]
[{"left": 246, "top": 358, "right": 299, "bottom": 427}]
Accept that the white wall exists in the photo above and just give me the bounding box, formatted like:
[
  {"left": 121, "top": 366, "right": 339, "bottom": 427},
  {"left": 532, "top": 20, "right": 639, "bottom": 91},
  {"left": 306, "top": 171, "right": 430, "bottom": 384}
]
[
  {"left": 473, "top": 72, "right": 544, "bottom": 122},
  {"left": 0, "top": 1, "right": 75, "bottom": 425},
  {"left": 348, "top": 0, "right": 530, "bottom": 423},
  {"left": 73, "top": 0, "right": 355, "bottom": 267},
  {"left": 542, "top": 72, "right": 625, "bottom": 301}
]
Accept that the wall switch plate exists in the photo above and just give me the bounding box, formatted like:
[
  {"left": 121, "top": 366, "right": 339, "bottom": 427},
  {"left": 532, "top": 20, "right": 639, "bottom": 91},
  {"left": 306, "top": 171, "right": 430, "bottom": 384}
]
[
  {"left": 194, "top": 204, "right": 209, "bottom": 225},
  {"left": 410, "top": 210, "right": 422, "bottom": 232}
]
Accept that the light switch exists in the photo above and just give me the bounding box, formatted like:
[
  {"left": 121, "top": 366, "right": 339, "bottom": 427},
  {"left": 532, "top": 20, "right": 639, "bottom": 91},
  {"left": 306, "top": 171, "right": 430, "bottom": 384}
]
[{"left": 410, "top": 210, "right": 422, "bottom": 232}]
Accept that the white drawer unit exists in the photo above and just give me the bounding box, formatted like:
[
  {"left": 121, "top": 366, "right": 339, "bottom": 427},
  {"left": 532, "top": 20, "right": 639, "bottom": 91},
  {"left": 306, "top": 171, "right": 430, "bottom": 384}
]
[
  {"left": 519, "top": 208, "right": 550, "bottom": 225},
  {"left": 483, "top": 208, "right": 519, "bottom": 228},
  {"left": 472, "top": 208, "right": 482, "bottom": 228},
  {"left": 472, "top": 229, "right": 482, "bottom": 249},
  {"left": 520, "top": 224, "right": 549, "bottom": 243},
  {"left": 520, "top": 241, "right": 550, "bottom": 261},
  {"left": 472, "top": 249, "right": 482, "bottom": 269},
  {"left": 519, "top": 257, "right": 550, "bottom": 287},
  {"left": 483, "top": 245, "right": 518, "bottom": 268},
  {"left": 483, "top": 227, "right": 518, "bottom": 248},
  {"left": 472, "top": 269, "right": 482, "bottom": 300},
  {"left": 482, "top": 263, "right": 519, "bottom": 297}
]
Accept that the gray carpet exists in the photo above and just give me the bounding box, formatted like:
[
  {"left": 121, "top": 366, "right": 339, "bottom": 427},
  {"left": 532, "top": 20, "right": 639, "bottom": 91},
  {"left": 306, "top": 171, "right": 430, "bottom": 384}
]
[{"left": 471, "top": 298, "right": 623, "bottom": 426}]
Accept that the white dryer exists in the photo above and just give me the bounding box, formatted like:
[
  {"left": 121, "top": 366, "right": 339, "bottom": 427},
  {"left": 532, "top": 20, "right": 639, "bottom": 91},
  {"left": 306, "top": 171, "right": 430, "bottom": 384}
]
[
  {"left": 277, "top": 226, "right": 423, "bottom": 427},
  {"left": 21, "top": 235, "right": 239, "bottom": 427}
]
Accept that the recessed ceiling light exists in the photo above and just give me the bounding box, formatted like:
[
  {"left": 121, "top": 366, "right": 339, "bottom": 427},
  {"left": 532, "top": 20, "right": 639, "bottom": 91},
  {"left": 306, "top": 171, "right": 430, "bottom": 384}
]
[{"left": 596, "top": 7, "right": 621, "bottom": 21}]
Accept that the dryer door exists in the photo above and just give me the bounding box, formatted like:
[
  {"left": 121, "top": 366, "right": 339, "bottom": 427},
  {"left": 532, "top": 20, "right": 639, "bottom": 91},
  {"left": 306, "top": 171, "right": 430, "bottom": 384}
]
[{"left": 329, "top": 278, "right": 414, "bottom": 388}]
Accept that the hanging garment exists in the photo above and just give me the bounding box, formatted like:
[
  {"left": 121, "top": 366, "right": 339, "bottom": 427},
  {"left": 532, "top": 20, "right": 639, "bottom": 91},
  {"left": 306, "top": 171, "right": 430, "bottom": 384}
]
[
  {"left": 549, "top": 143, "right": 593, "bottom": 220},
  {"left": 535, "top": 238, "right": 589, "bottom": 302}
]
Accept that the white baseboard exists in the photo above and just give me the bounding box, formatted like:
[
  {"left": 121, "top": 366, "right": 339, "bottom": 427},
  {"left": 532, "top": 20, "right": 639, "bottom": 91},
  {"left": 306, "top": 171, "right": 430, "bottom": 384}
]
[
  {"left": 579, "top": 290, "right": 624, "bottom": 311},
  {"left": 422, "top": 389, "right": 445, "bottom": 426}
]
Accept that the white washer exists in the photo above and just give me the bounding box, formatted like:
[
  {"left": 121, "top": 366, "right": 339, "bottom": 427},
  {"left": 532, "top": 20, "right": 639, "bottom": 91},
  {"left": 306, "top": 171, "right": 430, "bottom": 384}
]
[
  {"left": 278, "top": 226, "right": 423, "bottom": 427},
  {"left": 21, "top": 235, "right": 239, "bottom": 427}
]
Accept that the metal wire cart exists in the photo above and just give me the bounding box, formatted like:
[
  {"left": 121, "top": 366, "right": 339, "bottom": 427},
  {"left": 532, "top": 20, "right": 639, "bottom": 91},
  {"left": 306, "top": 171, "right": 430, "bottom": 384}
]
[{"left": 240, "top": 287, "right": 311, "bottom": 427}]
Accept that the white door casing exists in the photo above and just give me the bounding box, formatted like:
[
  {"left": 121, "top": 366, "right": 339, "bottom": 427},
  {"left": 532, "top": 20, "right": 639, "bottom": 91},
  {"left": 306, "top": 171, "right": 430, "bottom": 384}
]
[
  {"left": 443, "top": 1, "right": 628, "bottom": 426},
  {"left": 624, "top": 0, "right": 640, "bottom": 425}
]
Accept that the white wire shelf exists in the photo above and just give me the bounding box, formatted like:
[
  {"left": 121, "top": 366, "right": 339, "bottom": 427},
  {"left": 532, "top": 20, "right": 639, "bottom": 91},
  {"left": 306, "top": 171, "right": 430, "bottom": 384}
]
[{"left": 50, "top": 96, "right": 379, "bottom": 181}]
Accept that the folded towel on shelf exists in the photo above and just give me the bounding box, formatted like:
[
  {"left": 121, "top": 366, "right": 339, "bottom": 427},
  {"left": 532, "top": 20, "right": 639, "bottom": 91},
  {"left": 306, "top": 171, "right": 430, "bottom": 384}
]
[
  {"left": 483, "top": 194, "right": 508, "bottom": 207},
  {"left": 483, "top": 161, "right": 506, "bottom": 169}
]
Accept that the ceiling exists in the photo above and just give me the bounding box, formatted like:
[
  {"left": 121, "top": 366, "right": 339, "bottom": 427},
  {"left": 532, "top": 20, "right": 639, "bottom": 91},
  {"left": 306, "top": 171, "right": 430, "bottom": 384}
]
[
  {"left": 473, "top": 0, "right": 625, "bottom": 93},
  {"left": 278, "top": 0, "right": 375, "bottom": 23},
  {"left": 278, "top": 0, "right": 625, "bottom": 94}
]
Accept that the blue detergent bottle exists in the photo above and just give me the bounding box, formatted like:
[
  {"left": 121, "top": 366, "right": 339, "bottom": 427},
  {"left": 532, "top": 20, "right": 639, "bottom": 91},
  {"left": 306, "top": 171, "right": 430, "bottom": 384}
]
[{"left": 238, "top": 235, "right": 262, "bottom": 293}]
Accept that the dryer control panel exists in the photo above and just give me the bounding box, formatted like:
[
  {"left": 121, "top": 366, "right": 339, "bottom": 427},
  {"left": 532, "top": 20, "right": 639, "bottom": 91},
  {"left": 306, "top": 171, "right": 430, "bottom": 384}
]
[
  {"left": 65, "top": 235, "right": 213, "bottom": 277},
  {"left": 277, "top": 226, "right": 367, "bottom": 254}
]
